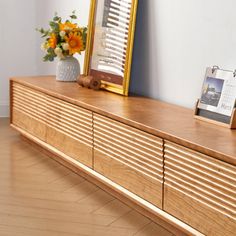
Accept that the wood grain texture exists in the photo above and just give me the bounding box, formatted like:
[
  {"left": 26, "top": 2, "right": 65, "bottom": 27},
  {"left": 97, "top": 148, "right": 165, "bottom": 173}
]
[
  {"left": 164, "top": 186, "right": 236, "bottom": 236},
  {"left": 10, "top": 76, "right": 236, "bottom": 165},
  {"left": 94, "top": 149, "right": 163, "bottom": 208},
  {"left": 1, "top": 118, "right": 177, "bottom": 236},
  {"left": 12, "top": 83, "right": 47, "bottom": 141},
  {"left": 93, "top": 113, "right": 163, "bottom": 207},
  {"left": 94, "top": 114, "right": 163, "bottom": 177},
  {"left": 11, "top": 82, "right": 93, "bottom": 167},
  {"left": 164, "top": 141, "right": 236, "bottom": 236},
  {"left": 47, "top": 126, "right": 93, "bottom": 168},
  {"left": 14, "top": 125, "right": 194, "bottom": 236},
  {"left": 46, "top": 95, "right": 93, "bottom": 167},
  {"left": 12, "top": 110, "right": 47, "bottom": 142},
  {"left": 9, "top": 77, "right": 236, "bottom": 236}
]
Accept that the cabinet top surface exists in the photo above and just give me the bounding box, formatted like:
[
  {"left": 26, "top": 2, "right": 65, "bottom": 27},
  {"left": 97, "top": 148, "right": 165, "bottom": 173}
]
[{"left": 11, "top": 76, "right": 236, "bottom": 165}]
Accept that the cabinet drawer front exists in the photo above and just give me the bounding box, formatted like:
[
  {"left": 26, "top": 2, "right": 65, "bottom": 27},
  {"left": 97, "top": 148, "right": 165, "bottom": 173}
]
[
  {"left": 164, "top": 141, "right": 236, "bottom": 236},
  {"left": 12, "top": 83, "right": 47, "bottom": 140},
  {"left": 46, "top": 96, "right": 93, "bottom": 167},
  {"left": 94, "top": 114, "right": 163, "bottom": 207}
]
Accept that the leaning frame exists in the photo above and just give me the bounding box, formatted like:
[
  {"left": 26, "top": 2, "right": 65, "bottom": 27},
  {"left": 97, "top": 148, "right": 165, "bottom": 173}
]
[{"left": 83, "top": 0, "right": 139, "bottom": 96}]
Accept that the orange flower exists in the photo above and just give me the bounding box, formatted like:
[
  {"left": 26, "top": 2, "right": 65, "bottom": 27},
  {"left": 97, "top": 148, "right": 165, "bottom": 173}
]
[
  {"left": 48, "top": 33, "right": 57, "bottom": 49},
  {"left": 65, "top": 32, "right": 84, "bottom": 55},
  {"left": 59, "top": 22, "right": 77, "bottom": 31}
]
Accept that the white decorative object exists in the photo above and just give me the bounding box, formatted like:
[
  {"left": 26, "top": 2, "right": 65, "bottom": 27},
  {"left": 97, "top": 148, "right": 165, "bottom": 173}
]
[{"left": 56, "top": 56, "right": 80, "bottom": 82}]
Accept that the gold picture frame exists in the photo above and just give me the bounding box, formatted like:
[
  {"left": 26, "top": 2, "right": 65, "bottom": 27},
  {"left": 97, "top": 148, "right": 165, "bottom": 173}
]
[{"left": 83, "top": 0, "right": 139, "bottom": 96}]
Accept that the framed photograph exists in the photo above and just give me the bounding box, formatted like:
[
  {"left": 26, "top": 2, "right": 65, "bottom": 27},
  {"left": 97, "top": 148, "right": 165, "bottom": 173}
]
[
  {"left": 84, "top": 0, "right": 139, "bottom": 96},
  {"left": 198, "top": 67, "right": 236, "bottom": 117}
]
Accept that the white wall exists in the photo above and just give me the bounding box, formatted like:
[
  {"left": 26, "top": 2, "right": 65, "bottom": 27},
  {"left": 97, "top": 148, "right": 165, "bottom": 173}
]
[
  {"left": 130, "top": 0, "right": 236, "bottom": 108},
  {"left": 1, "top": 0, "right": 236, "bottom": 116},
  {"left": 0, "top": 0, "right": 38, "bottom": 117}
]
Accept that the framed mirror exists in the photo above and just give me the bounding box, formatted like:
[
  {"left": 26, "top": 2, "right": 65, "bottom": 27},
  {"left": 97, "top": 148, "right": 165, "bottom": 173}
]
[{"left": 84, "top": 0, "right": 138, "bottom": 96}]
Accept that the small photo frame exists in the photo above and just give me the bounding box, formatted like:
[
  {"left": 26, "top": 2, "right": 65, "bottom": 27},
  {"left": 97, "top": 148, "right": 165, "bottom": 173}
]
[
  {"left": 200, "top": 77, "right": 224, "bottom": 107},
  {"left": 198, "top": 67, "right": 236, "bottom": 117}
]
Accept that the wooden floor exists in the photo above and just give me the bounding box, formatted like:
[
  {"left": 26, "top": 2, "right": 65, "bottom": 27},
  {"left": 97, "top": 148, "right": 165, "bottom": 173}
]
[{"left": 0, "top": 118, "right": 175, "bottom": 236}]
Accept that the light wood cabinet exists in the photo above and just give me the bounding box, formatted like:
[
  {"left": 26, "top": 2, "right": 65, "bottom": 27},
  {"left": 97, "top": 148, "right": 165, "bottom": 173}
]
[
  {"left": 93, "top": 114, "right": 163, "bottom": 208},
  {"left": 10, "top": 77, "right": 236, "bottom": 236},
  {"left": 12, "top": 83, "right": 47, "bottom": 141},
  {"left": 12, "top": 82, "right": 93, "bottom": 168},
  {"left": 46, "top": 96, "right": 93, "bottom": 167},
  {"left": 164, "top": 141, "right": 236, "bottom": 236}
]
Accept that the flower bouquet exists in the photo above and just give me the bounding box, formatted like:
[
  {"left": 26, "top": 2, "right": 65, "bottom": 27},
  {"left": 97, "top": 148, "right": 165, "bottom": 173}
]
[{"left": 37, "top": 11, "right": 87, "bottom": 81}]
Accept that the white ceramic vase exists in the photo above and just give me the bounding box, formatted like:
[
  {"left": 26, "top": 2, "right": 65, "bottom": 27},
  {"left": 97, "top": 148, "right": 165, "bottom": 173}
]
[{"left": 56, "top": 56, "right": 80, "bottom": 82}]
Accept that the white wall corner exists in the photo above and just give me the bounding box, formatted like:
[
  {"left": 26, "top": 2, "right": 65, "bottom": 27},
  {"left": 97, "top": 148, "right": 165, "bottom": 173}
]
[{"left": 0, "top": 101, "right": 9, "bottom": 117}]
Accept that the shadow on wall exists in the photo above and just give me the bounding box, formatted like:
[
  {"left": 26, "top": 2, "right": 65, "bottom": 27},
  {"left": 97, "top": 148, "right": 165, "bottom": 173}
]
[{"left": 129, "top": 0, "right": 158, "bottom": 97}]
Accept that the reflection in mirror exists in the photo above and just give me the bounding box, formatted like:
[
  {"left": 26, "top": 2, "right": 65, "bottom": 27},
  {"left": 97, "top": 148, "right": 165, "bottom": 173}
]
[{"left": 84, "top": 0, "right": 138, "bottom": 95}]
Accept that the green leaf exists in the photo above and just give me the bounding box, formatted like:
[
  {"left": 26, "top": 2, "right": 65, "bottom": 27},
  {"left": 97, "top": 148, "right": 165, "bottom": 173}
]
[
  {"left": 43, "top": 50, "right": 56, "bottom": 62},
  {"left": 53, "top": 16, "right": 60, "bottom": 21},
  {"left": 47, "top": 47, "right": 55, "bottom": 54},
  {"left": 49, "top": 21, "right": 59, "bottom": 32},
  {"left": 70, "top": 15, "right": 77, "bottom": 19},
  {"left": 43, "top": 54, "right": 50, "bottom": 62}
]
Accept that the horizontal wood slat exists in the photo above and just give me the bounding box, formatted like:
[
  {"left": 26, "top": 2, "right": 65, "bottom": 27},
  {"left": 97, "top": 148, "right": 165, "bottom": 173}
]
[
  {"left": 46, "top": 96, "right": 92, "bottom": 147},
  {"left": 165, "top": 155, "right": 236, "bottom": 198},
  {"left": 94, "top": 113, "right": 163, "bottom": 207},
  {"left": 13, "top": 103, "right": 47, "bottom": 123},
  {"left": 46, "top": 96, "right": 92, "bottom": 121},
  {"left": 165, "top": 141, "right": 236, "bottom": 177},
  {"left": 164, "top": 186, "right": 236, "bottom": 236},
  {"left": 165, "top": 171, "right": 236, "bottom": 216},
  {"left": 13, "top": 84, "right": 46, "bottom": 100},
  {"left": 12, "top": 85, "right": 47, "bottom": 123},
  {"left": 45, "top": 93, "right": 93, "bottom": 167},
  {"left": 94, "top": 140, "right": 162, "bottom": 180},
  {"left": 46, "top": 126, "right": 93, "bottom": 168},
  {"left": 94, "top": 114, "right": 163, "bottom": 149},
  {"left": 12, "top": 108, "right": 47, "bottom": 141},
  {"left": 12, "top": 82, "right": 93, "bottom": 167},
  {"left": 94, "top": 114, "right": 163, "bottom": 178},
  {"left": 94, "top": 149, "right": 163, "bottom": 208},
  {"left": 94, "top": 132, "right": 162, "bottom": 167},
  {"left": 13, "top": 92, "right": 47, "bottom": 111},
  {"left": 12, "top": 83, "right": 47, "bottom": 141},
  {"left": 164, "top": 141, "right": 236, "bottom": 236},
  {"left": 94, "top": 126, "right": 162, "bottom": 159}
]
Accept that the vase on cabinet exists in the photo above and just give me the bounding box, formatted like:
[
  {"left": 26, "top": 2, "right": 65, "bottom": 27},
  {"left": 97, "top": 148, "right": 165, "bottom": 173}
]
[{"left": 56, "top": 56, "right": 80, "bottom": 82}]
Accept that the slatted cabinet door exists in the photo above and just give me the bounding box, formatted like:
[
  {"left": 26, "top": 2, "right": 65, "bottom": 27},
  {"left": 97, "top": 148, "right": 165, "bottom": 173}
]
[
  {"left": 12, "top": 83, "right": 47, "bottom": 141},
  {"left": 46, "top": 96, "right": 93, "bottom": 168},
  {"left": 164, "top": 141, "right": 236, "bottom": 236},
  {"left": 93, "top": 114, "right": 164, "bottom": 208}
]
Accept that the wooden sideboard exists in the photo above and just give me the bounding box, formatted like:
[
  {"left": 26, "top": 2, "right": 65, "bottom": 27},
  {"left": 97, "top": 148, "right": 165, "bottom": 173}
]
[{"left": 10, "top": 76, "right": 236, "bottom": 236}]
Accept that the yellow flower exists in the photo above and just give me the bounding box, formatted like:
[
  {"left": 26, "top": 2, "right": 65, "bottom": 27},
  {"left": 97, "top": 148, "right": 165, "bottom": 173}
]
[
  {"left": 65, "top": 32, "right": 84, "bottom": 55},
  {"left": 41, "top": 42, "right": 48, "bottom": 51},
  {"left": 59, "top": 22, "right": 77, "bottom": 31},
  {"left": 48, "top": 33, "right": 57, "bottom": 49}
]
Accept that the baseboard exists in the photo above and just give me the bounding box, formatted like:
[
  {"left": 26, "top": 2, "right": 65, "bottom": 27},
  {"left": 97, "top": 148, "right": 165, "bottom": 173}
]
[{"left": 0, "top": 102, "right": 9, "bottom": 117}]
